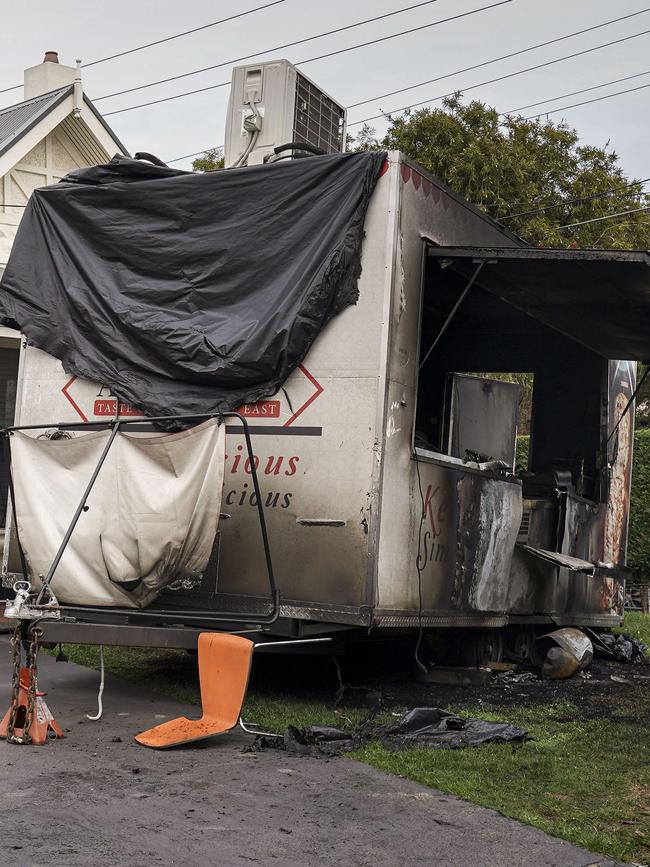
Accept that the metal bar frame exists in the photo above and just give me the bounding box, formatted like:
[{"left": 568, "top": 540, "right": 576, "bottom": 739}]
[
  {"left": 239, "top": 637, "right": 334, "bottom": 738},
  {"left": 418, "top": 258, "right": 486, "bottom": 371},
  {"left": 3, "top": 411, "right": 280, "bottom": 626}
]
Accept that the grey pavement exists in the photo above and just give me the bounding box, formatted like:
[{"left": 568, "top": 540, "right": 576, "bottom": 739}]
[{"left": 0, "top": 635, "right": 622, "bottom": 867}]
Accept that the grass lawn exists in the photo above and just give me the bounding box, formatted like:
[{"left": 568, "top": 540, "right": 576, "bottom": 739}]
[
  {"left": 50, "top": 615, "right": 650, "bottom": 865},
  {"left": 614, "top": 610, "right": 650, "bottom": 647},
  {"left": 356, "top": 703, "right": 649, "bottom": 864}
]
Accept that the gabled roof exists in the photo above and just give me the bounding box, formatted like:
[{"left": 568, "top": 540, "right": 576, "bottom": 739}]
[
  {"left": 0, "top": 85, "right": 129, "bottom": 160},
  {"left": 0, "top": 86, "right": 72, "bottom": 158}
]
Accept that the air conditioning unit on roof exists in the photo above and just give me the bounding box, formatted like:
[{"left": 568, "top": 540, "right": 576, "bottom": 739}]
[{"left": 224, "top": 59, "right": 346, "bottom": 167}]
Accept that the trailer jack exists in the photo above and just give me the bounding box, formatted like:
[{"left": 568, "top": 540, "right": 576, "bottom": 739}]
[{"left": 0, "top": 623, "right": 64, "bottom": 745}]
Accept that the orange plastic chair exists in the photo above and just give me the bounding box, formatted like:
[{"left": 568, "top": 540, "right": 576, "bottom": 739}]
[{"left": 135, "top": 632, "right": 254, "bottom": 749}]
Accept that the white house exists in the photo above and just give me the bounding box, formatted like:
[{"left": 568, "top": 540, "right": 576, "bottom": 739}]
[{"left": 0, "top": 52, "right": 129, "bottom": 527}]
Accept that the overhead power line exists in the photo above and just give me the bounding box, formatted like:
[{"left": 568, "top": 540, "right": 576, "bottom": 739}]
[
  {"left": 84, "top": 0, "right": 288, "bottom": 68},
  {"left": 346, "top": 7, "right": 650, "bottom": 109},
  {"left": 525, "top": 79, "right": 650, "bottom": 119},
  {"left": 497, "top": 177, "right": 650, "bottom": 220},
  {"left": 166, "top": 149, "right": 220, "bottom": 164},
  {"left": 504, "top": 68, "right": 650, "bottom": 115},
  {"left": 102, "top": 0, "right": 513, "bottom": 116},
  {"left": 346, "top": 25, "right": 650, "bottom": 127},
  {"left": 95, "top": 0, "right": 445, "bottom": 101},
  {"left": 104, "top": 83, "right": 229, "bottom": 116},
  {"left": 0, "top": 0, "right": 289, "bottom": 96},
  {"left": 553, "top": 205, "right": 650, "bottom": 230},
  {"left": 0, "top": 82, "right": 21, "bottom": 96}
]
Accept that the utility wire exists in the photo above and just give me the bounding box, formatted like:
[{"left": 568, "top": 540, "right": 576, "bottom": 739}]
[
  {"left": 346, "top": 25, "right": 650, "bottom": 127},
  {"left": 167, "top": 149, "right": 220, "bottom": 164},
  {"left": 553, "top": 205, "right": 650, "bottom": 230},
  {"left": 346, "top": 7, "right": 650, "bottom": 109},
  {"left": 84, "top": 0, "right": 288, "bottom": 68},
  {"left": 0, "top": 82, "right": 21, "bottom": 96},
  {"left": 95, "top": 0, "right": 446, "bottom": 101},
  {"left": 525, "top": 79, "right": 650, "bottom": 119},
  {"left": 104, "top": 83, "right": 229, "bottom": 116},
  {"left": 0, "top": 0, "right": 289, "bottom": 96},
  {"left": 102, "top": 0, "right": 513, "bottom": 116},
  {"left": 504, "top": 67, "right": 650, "bottom": 115},
  {"left": 497, "top": 177, "right": 650, "bottom": 220}
]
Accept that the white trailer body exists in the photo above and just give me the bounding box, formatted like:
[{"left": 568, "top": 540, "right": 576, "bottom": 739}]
[{"left": 6, "top": 152, "right": 634, "bottom": 633}]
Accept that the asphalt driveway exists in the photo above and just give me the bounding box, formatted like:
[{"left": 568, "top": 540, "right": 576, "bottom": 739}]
[{"left": 0, "top": 636, "right": 623, "bottom": 867}]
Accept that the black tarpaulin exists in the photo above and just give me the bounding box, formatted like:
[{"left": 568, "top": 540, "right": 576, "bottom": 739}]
[
  {"left": 427, "top": 246, "right": 650, "bottom": 361},
  {"left": 0, "top": 151, "right": 386, "bottom": 417}
]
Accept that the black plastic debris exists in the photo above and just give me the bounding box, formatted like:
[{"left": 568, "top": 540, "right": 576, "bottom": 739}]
[
  {"left": 380, "top": 708, "right": 529, "bottom": 752},
  {"left": 593, "top": 632, "right": 648, "bottom": 664},
  {"left": 0, "top": 151, "right": 386, "bottom": 421},
  {"left": 256, "top": 708, "right": 529, "bottom": 757}
]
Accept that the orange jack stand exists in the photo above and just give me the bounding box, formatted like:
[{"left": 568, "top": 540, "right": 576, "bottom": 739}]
[
  {"left": 0, "top": 668, "right": 65, "bottom": 745},
  {"left": 135, "top": 632, "right": 254, "bottom": 749}
]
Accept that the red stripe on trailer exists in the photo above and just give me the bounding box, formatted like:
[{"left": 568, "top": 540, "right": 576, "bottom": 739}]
[
  {"left": 283, "top": 364, "right": 323, "bottom": 427},
  {"left": 61, "top": 375, "right": 88, "bottom": 422}
]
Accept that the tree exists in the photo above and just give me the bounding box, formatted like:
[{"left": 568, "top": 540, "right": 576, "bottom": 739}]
[
  {"left": 349, "top": 94, "right": 650, "bottom": 249},
  {"left": 192, "top": 147, "right": 224, "bottom": 172}
]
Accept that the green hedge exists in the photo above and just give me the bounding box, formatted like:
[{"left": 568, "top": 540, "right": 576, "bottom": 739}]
[
  {"left": 516, "top": 432, "right": 650, "bottom": 578},
  {"left": 629, "top": 428, "right": 650, "bottom": 577},
  {"left": 515, "top": 435, "right": 530, "bottom": 476}
]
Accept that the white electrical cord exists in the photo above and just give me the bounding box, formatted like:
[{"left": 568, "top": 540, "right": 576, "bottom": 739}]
[
  {"left": 85, "top": 645, "right": 105, "bottom": 721},
  {"left": 232, "top": 129, "right": 259, "bottom": 169},
  {"left": 229, "top": 97, "right": 262, "bottom": 168}
]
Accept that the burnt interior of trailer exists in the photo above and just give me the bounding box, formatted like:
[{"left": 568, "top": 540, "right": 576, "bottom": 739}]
[{"left": 415, "top": 256, "right": 605, "bottom": 503}]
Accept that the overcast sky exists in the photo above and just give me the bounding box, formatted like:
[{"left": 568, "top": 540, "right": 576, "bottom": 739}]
[{"left": 1, "top": 0, "right": 648, "bottom": 179}]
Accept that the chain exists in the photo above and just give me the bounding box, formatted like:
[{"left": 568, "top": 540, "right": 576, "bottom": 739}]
[
  {"left": 5, "top": 621, "right": 22, "bottom": 740},
  {"left": 22, "top": 628, "right": 41, "bottom": 745},
  {"left": 6, "top": 625, "right": 42, "bottom": 745}
]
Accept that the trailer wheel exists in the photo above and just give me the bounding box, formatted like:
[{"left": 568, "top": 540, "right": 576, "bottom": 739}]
[
  {"left": 506, "top": 625, "right": 542, "bottom": 666},
  {"left": 476, "top": 629, "right": 504, "bottom": 666}
]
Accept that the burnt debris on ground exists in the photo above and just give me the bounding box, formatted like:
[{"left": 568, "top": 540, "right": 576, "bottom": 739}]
[
  {"left": 590, "top": 630, "right": 648, "bottom": 664},
  {"left": 253, "top": 707, "right": 530, "bottom": 757},
  {"left": 248, "top": 635, "right": 650, "bottom": 726}
]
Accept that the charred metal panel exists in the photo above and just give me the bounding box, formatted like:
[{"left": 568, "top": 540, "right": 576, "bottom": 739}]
[
  {"left": 377, "top": 449, "right": 522, "bottom": 615},
  {"left": 519, "top": 546, "right": 594, "bottom": 572},
  {"left": 605, "top": 360, "right": 635, "bottom": 566},
  {"left": 455, "top": 471, "right": 522, "bottom": 612},
  {"left": 445, "top": 374, "right": 520, "bottom": 466},
  {"left": 561, "top": 494, "right": 604, "bottom": 563}
]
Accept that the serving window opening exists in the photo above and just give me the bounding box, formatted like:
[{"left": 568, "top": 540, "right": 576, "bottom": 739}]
[{"left": 415, "top": 253, "right": 605, "bottom": 503}]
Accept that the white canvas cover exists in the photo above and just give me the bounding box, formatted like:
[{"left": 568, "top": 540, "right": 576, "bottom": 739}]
[{"left": 9, "top": 419, "right": 226, "bottom": 608}]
